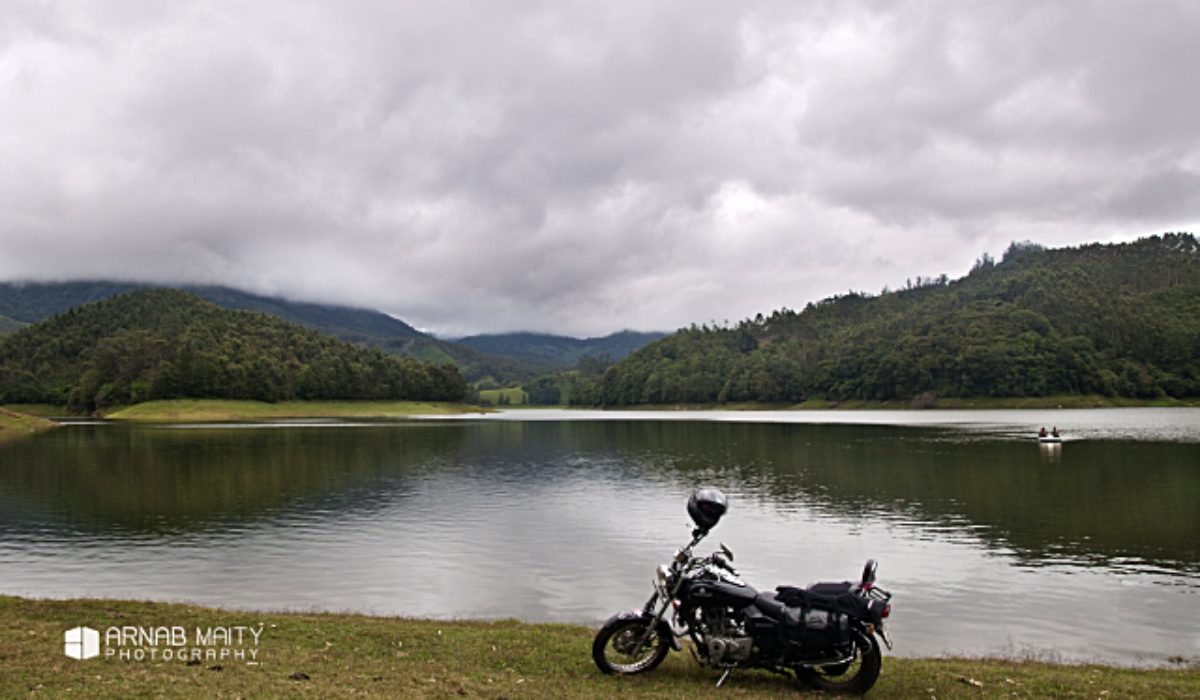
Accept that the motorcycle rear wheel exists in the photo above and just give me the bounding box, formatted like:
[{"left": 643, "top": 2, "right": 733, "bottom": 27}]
[
  {"left": 795, "top": 633, "right": 881, "bottom": 695},
  {"left": 592, "top": 618, "right": 670, "bottom": 675}
]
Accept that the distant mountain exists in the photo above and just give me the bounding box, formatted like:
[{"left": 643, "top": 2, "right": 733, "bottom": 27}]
[
  {"left": 455, "top": 330, "right": 667, "bottom": 370},
  {"left": 0, "top": 281, "right": 532, "bottom": 382},
  {"left": 0, "top": 281, "right": 423, "bottom": 341},
  {"left": 0, "top": 289, "right": 466, "bottom": 410},
  {"left": 575, "top": 234, "right": 1200, "bottom": 405}
]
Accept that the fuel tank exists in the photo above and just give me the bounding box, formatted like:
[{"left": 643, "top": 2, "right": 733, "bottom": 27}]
[{"left": 681, "top": 578, "right": 758, "bottom": 607}]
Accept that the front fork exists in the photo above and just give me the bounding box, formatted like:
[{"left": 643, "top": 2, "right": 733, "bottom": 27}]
[{"left": 631, "top": 592, "right": 681, "bottom": 655}]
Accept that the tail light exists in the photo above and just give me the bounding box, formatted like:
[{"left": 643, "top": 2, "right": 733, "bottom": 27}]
[{"left": 881, "top": 604, "right": 891, "bottom": 619}]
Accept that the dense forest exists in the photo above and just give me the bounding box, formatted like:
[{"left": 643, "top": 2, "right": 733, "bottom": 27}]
[
  {"left": 0, "top": 281, "right": 537, "bottom": 383},
  {"left": 571, "top": 234, "right": 1200, "bottom": 406},
  {"left": 0, "top": 290, "right": 467, "bottom": 411},
  {"left": 0, "top": 314, "right": 22, "bottom": 335}
]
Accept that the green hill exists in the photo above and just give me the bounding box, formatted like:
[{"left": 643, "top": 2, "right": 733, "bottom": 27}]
[
  {"left": 455, "top": 330, "right": 666, "bottom": 370},
  {"left": 0, "top": 289, "right": 466, "bottom": 411},
  {"left": 0, "top": 281, "right": 534, "bottom": 382},
  {"left": 575, "top": 233, "right": 1200, "bottom": 406}
]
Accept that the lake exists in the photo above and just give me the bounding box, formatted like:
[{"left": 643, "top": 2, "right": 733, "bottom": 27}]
[{"left": 1, "top": 408, "right": 1197, "bottom": 665}]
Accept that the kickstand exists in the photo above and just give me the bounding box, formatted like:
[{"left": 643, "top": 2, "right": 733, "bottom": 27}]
[{"left": 715, "top": 668, "right": 733, "bottom": 688}]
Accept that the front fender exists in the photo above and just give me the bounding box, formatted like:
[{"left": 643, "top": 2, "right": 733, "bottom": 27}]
[{"left": 604, "top": 610, "right": 681, "bottom": 651}]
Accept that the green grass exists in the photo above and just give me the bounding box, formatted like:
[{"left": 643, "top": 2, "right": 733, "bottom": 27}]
[
  {"left": 0, "top": 403, "right": 66, "bottom": 418},
  {"left": 477, "top": 387, "right": 527, "bottom": 406},
  {"left": 103, "top": 399, "right": 488, "bottom": 422},
  {"left": 0, "top": 407, "right": 58, "bottom": 442},
  {"left": 1, "top": 596, "right": 1196, "bottom": 699}
]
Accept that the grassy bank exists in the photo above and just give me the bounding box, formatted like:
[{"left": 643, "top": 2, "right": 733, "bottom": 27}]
[
  {"left": 0, "top": 403, "right": 65, "bottom": 418},
  {"left": 102, "top": 399, "right": 487, "bottom": 422},
  {"left": 2, "top": 596, "right": 1196, "bottom": 699},
  {"left": 0, "top": 407, "right": 58, "bottom": 442}
]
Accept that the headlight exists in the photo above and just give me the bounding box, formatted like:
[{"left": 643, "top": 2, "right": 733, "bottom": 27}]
[{"left": 655, "top": 564, "right": 672, "bottom": 595}]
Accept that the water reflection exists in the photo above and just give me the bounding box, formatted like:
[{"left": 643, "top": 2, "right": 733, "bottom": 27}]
[
  {"left": 1037, "top": 442, "right": 1063, "bottom": 463},
  {"left": 1, "top": 415, "right": 1198, "bottom": 663},
  {"left": 0, "top": 423, "right": 466, "bottom": 532},
  {"left": 1, "top": 420, "right": 1197, "bottom": 575}
]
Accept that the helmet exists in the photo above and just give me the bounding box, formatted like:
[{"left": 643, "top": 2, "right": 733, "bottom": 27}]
[{"left": 687, "top": 487, "right": 728, "bottom": 532}]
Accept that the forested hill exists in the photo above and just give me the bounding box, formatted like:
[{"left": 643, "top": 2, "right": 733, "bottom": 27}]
[
  {"left": 0, "top": 281, "right": 424, "bottom": 341},
  {"left": 573, "top": 234, "right": 1200, "bottom": 406},
  {"left": 455, "top": 330, "right": 666, "bottom": 370},
  {"left": 0, "top": 281, "right": 532, "bottom": 382},
  {"left": 0, "top": 290, "right": 466, "bottom": 411}
]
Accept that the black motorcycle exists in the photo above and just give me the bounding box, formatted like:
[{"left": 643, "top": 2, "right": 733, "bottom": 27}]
[{"left": 593, "top": 488, "right": 893, "bottom": 695}]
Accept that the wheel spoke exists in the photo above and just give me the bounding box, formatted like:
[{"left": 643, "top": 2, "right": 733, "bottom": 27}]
[{"left": 604, "top": 623, "right": 662, "bottom": 673}]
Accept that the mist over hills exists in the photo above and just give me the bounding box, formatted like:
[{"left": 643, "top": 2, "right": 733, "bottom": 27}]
[
  {"left": 0, "top": 281, "right": 423, "bottom": 342},
  {"left": 5, "top": 234, "right": 1196, "bottom": 405},
  {"left": 0, "top": 281, "right": 661, "bottom": 383},
  {"left": 0, "top": 289, "right": 466, "bottom": 410}
]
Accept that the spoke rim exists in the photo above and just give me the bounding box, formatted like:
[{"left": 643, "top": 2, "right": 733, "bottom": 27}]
[{"left": 604, "top": 624, "right": 662, "bottom": 673}]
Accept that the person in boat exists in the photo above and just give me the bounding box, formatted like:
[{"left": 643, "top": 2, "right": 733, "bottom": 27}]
[
  {"left": 1051, "top": 426, "right": 1060, "bottom": 438},
  {"left": 1039, "top": 426, "right": 1048, "bottom": 438}
]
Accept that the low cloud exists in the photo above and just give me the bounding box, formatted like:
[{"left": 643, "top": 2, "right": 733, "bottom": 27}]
[{"left": 1, "top": 1, "right": 1197, "bottom": 336}]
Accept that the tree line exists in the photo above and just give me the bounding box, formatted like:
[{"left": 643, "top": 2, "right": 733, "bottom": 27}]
[
  {"left": 0, "top": 290, "right": 466, "bottom": 411},
  {"left": 571, "top": 234, "right": 1200, "bottom": 405}
]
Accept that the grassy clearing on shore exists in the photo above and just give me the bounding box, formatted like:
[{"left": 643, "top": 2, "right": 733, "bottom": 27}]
[
  {"left": 102, "top": 399, "right": 487, "bottom": 422},
  {"left": 2, "top": 596, "right": 1196, "bottom": 699},
  {"left": 477, "top": 387, "right": 528, "bottom": 405},
  {"left": 0, "top": 407, "right": 58, "bottom": 442},
  {"left": 0, "top": 403, "right": 66, "bottom": 418}
]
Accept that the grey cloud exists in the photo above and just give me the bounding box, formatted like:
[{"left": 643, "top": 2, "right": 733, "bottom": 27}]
[{"left": 1, "top": 1, "right": 1197, "bottom": 336}]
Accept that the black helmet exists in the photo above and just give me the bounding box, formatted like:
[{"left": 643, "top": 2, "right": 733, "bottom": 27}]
[{"left": 687, "top": 487, "right": 728, "bottom": 532}]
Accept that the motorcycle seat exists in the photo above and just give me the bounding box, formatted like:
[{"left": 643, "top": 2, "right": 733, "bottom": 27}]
[
  {"left": 753, "top": 591, "right": 799, "bottom": 622},
  {"left": 775, "top": 584, "right": 871, "bottom": 619}
]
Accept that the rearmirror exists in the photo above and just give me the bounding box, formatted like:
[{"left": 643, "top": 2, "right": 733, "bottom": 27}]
[
  {"left": 720, "top": 543, "right": 734, "bottom": 562},
  {"left": 861, "top": 559, "right": 877, "bottom": 585}
]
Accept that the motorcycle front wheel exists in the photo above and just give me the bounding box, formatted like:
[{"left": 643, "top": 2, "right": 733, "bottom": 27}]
[
  {"left": 796, "top": 632, "right": 881, "bottom": 695},
  {"left": 592, "top": 616, "right": 670, "bottom": 675}
]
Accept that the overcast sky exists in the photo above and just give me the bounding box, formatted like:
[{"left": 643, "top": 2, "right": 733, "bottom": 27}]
[{"left": 2, "top": 2, "right": 1198, "bottom": 336}]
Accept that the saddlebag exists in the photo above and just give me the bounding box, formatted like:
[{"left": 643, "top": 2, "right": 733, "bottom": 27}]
[{"left": 775, "top": 586, "right": 855, "bottom": 646}]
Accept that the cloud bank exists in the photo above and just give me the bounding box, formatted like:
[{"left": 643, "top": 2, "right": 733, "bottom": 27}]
[{"left": 2, "top": 1, "right": 1198, "bottom": 335}]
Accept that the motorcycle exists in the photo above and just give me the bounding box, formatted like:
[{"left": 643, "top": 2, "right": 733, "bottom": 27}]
[{"left": 593, "top": 488, "right": 893, "bottom": 695}]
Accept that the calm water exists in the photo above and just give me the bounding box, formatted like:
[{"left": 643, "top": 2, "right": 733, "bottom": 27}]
[{"left": 1, "top": 408, "right": 1197, "bottom": 665}]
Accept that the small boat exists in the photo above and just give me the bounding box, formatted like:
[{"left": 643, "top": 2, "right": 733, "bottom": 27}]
[{"left": 1037, "top": 426, "right": 1063, "bottom": 443}]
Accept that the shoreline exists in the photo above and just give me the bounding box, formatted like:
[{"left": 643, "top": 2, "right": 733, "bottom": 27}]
[
  {"left": 7, "top": 394, "right": 1197, "bottom": 424},
  {"left": 585, "top": 394, "right": 1199, "bottom": 411},
  {"left": 2, "top": 395, "right": 1195, "bottom": 428},
  {"left": 3, "top": 595, "right": 1196, "bottom": 699},
  {"left": 0, "top": 406, "right": 59, "bottom": 441},
  {"left": 53, "top": 399, "right": 484, "bottom": 422}
]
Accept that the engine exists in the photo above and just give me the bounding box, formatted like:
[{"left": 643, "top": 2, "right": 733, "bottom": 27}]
[{"left": 700, "top": 606, "right": 753, "bottom": 664}]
